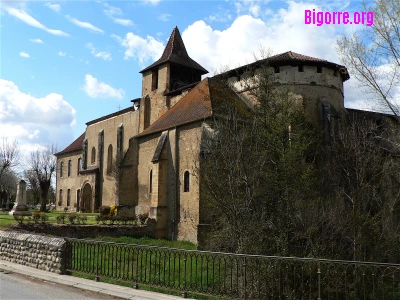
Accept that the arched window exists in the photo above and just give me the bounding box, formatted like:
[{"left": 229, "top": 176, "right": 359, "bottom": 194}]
[
  {"left": 67, "top": 189, "right": 71, "bottom": 206},
  {"left": 144, "top": 96, "right": 151, "bottom": 129},
  {"left": 77, "top": 158, "right": 82, "bottom": 174},
  {"left": 107, "top": 144, "right": 113, "bottom": 175},
  {"left": 59, "top": 189, "right": 63, "bottom": 206},
  {"left": 68, "top": 160, "right": 72, "bottom": 177},
  {"left": 149, "top": 170, "right": 153, "bottom": 194},
  {"left": 91, "top": 147, "right": 96, "bottom": 164},
  {"left": 60, "top": 162, "right": 64, "bottom": 177},
  {"left": 184, "top": 171, "right": 190, "bottom": 192}
]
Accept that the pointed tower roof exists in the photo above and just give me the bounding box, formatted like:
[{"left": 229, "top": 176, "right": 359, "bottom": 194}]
[{"left": 140, "top": 26, "right": 208, "bottom": 74}]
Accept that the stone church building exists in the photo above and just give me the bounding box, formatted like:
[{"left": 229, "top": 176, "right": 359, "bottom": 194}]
[{"left": 55, "top": 26, "right": 398, "bottom": 244}]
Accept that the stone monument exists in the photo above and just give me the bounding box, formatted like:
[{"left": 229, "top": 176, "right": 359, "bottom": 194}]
[{"left": 9, "top": 180, "right": 32, "bottom": 216}]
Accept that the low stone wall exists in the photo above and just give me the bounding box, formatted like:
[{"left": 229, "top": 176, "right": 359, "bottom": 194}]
[
  {"left": 9, "top": 220, "right": 157, "bottom": 239},
  {"left": 0, "top": 231, "right": 66, "bottom": 274}
]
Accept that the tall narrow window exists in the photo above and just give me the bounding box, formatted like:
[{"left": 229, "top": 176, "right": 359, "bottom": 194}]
[
  {"left": 67, "top": 189, "right": 71, "bottom": 206},
  {"left": 334, "top": 69, "right": 338, "bottom": 77},
  {"left": 149, "top": 170, "right": 153, "bottom": 194},
  {"left": 144, "top": 96, "right": 151, "bottom": 129},
  {"left": 76, "top": 189, "right": 80, "bottom": 209},
  {"left": 60, "top": 162, "right": 64, "bottom": 177},
  {"left": 317, "top": 66, "right": 322, "bottom": 73},
  {"left": 274, "top": 66, "right": 280, "bottom": 73},
  {"left": 298, "top": 65, "right": 304, "bottom": 72},
  {"left": 91, "top": 147, "right": 96, "bottom": 164},
  {"left": 68, "top": 160, "right": 72, "bottom": 177},
  {"left": 59, "top": 189, "right": 63, "bottom": 206},
  {"left": 77, "top": 158, "right": 82, "bottom": 175},
  {"left": 184, "top": 171, "right": 190, "bottom": 192},
  {"left": 151, "top": 69, "right": 158, "bottom": 90},
  {"left": 107, "top": 144, "right": 113, "bottom": 175}
]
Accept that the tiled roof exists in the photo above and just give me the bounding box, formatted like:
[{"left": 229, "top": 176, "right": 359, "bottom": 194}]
[
  {"left": 268, "top": 51, "right": 328, "bottom": 63},
  {"left": 136, "top": 78, "right": 249, "bottom": 138},
  {"left": 140, "top": 27, "right": 208, "bottom": 74},
  {"left": 86, "top": 106, "right": 135, "bottom": 126},
  {"left": 55, "top": 132, "right": 85, "bottom": 156},
  {"left": 218, "top": 51, "right": 350, "bottom": 81}
]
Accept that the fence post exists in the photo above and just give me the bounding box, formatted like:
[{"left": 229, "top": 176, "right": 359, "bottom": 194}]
[
  {"left": 134, "top": 248, "right": 139, "bottom": 289},
  {"left": 95, "top": 243, "right": 99, "bottom": 282},
  {"left": 243, "top": 257, "right": 247, "bottom": 300},
  {"left": 317, "top": 261, "right": 321, "bottom": 300},
  {"left": 182, "top": 253, "right": 188, "bottom": 298}
]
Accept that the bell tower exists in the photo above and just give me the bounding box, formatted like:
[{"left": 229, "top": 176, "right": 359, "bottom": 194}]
[{"left": 138, "top": 26, "right": 208, "bottom": 133}]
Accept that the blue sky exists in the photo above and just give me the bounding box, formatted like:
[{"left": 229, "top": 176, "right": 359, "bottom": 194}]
[{"left": 0, "top": 0, "right": 385, "bottom": 159}]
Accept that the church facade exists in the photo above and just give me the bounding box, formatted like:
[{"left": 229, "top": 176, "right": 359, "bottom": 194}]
[{"left": 55, "top": 26, "right": 398, "bottom": 244}]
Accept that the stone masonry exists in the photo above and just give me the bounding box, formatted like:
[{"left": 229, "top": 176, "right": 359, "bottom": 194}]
[{"left": 0, "top": 231, "right": 67, "bottom": 274}]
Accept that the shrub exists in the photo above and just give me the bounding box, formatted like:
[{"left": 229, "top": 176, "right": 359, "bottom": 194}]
[
  {"left": 78, "top": 215, "right": 87, "bottom": 225},
  {"left": 64, "top": 207, "right": 69, "bottom": 213},
  {"left": 68, "top": 213, "right": 77, "bottom": 225},
  {"left": 99, "top": 206, "right": 111, "bottom": 216},
  {"left": 13, "top": 215, "right": 25, "bottom": 225},
  {"left": 109, "top": 205, "right": 117, "bottom": 216},
  {"left": 32, "top": 211, "right": 41, "bottom": 224},
  {"left": 138, "top": 213, "right": 149, "bottom": 225},
  {"left": 40, "top": 213, "right": 49, "bottom": 224},
  {"left": 56, "top": 214, "right": 66, "bottom": 224}
]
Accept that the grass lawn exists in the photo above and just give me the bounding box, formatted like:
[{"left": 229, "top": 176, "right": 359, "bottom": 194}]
[{"left": 0, "top": 210, "right": 98, "bottom": 229}]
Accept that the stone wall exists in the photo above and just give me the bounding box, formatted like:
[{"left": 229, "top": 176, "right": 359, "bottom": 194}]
[
  {"left": 0, "top": 231, "right": 66, "bottom": 274},
  {"left": 9, "top": 221, "right": 157, "bottom": 239}
]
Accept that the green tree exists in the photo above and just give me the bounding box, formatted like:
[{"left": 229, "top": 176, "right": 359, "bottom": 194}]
[{"left": 199, "top": 70, "right": 320, "bottom": 256}]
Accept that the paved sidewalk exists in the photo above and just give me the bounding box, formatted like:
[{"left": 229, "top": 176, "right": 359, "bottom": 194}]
[{"left": 0, "top": 260, "right": 194, "bottom": 300}]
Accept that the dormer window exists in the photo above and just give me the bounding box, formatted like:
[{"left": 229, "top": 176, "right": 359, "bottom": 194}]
[
  {"left": 298, "top": 65, "right": 304, "bottom": 72},
  {"left": 151, "top": 69, "right": 158, "bottom": 91},
  {"left": 317, "top": 66, "right": 322, "bottom": 73}
]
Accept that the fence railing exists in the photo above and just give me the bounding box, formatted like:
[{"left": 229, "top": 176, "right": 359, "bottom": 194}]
[{"left": 65, "top": 238, "right": 400, "bottom": 299}]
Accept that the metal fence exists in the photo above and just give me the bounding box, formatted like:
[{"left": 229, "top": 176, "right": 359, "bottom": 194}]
[{"left": 65, "top": 238, "right": 400, "bottom": 299}]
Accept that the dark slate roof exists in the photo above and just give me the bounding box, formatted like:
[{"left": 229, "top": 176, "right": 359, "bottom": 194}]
[
  {"left": 136, "top": 78, "right": 249, "bottom": 138},
  {"left": 218, "top": 51, "right": 350, "bottom": 81},
  {"left": 55, "top": 132, "right": 85, "bottom": 156},
  {"left": 140, "top": 27, "right": 208, "bottom": 74},
  {"left": 86, "top": 106, "right": 135, "bottom": 125}
]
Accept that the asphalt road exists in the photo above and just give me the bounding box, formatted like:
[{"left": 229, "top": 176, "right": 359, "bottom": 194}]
[{"left": 0, "top": 271, "right": 123, "bottom": 300}]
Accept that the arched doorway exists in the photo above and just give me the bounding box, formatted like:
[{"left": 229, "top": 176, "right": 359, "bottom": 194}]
[{"left": 81, "top": 183, "right": 92, "bottom": 213}]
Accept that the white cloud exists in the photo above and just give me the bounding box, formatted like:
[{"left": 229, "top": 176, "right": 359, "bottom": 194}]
[
  {"left": 44, "top": 2, "right": 60, "bottom": 13},
  {"left": 234, "top": 0, "right": 266, "bottom": 18},
  {"left": 111, "top": 33, "right": 164, "bottom": 66},
  {"left": 103, "top": 2, "right": 122, "bottom": 17},
  {"left": 58, "top": 51, "right": 66, "bottom": 56},
  {"left": 19, "top": 52, "right": 30, "bottom": 58},
  {"left": 3, "top": 6, "right": 69, "bottom": 36},
  {"left": 158, "top": 13, "right": 172, "bottom": 22},
  {"left": 0, "top": 79, "right": 76, "bottom": 154},
  {"left": 182, "top": 2, "right": 341, "bottom": 74},
  {"left": 102, "top": 3, "right": 134, "bottom": 27},
  {"left": 65, "top": 15, "right": 104, "bottom": 33},
  {"left": 86, "top": 43, "right": 112, "bottom": 61},
  {"left": 83, "top": 75, "right": 124, "bottom": 99},
  {"left": 114, "top": 18, "right": 134, "bottom": 26},
  {"left": 143, "top": 0, "right": 161, "bottom": 5},
  {"left": 29, "top": 38, "right": 43, "bottom": 44}
]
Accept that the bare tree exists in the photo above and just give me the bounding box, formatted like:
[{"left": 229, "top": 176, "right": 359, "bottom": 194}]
[
  {"left": 29, "top": 145, "right": 57, "bottom": 212},
  {"left": 0, "top": 138, "right": 19, "bottom": 181},
  {"left": 24, "top": 169, "right": 41, "bottom": 205},
  {"left": 0, "top": 169, "right": 18, "bottom": 209},
  {"left": 337, "top": 0, "right": 400, "bottom": 116}
]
